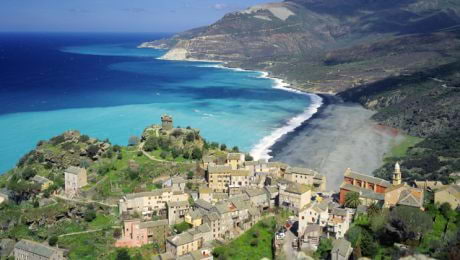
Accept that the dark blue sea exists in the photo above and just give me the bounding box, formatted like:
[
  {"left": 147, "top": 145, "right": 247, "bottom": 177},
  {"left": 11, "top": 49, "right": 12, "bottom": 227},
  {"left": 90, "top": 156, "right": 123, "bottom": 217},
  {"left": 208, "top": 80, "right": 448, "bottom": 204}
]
[{"left": 0, "top": 33, "right": 321, "bottom": 174}]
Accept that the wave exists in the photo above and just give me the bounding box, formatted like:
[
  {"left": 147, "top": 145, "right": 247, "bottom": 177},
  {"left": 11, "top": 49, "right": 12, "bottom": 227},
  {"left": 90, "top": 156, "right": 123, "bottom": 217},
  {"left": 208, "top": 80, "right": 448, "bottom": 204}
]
[
  {"left": 193, "top": 61, "right": 325, "bottom": 161},
  {"left": 250, "top": 93, "right": 323, "bottom": 160}
]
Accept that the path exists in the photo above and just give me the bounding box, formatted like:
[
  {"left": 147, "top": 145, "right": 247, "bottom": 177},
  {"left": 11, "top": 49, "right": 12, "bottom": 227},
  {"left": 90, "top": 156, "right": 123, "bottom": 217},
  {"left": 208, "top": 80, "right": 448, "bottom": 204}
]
[
  {"left": 54, "top": 194, "right": 117, "bottom": 208},
  {"left": 58, "top": 229, "right": 104, "bottom": 238}
]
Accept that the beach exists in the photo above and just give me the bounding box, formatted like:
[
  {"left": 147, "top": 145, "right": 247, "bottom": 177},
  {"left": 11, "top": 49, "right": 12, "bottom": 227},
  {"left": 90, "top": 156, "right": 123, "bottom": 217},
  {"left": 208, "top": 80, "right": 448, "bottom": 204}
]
[{"left": 270, "top": 95, "right": 403, "bottom": 190}]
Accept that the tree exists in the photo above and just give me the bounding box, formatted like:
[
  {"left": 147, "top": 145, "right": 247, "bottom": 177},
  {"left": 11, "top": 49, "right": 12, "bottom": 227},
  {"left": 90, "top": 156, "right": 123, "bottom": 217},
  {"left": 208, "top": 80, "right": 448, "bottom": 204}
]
[
  {"left": 367, "top": 202, "right": 381, "bottom": 216},
  {"left": 210, "top": 142, "right": 219, "bottom": 149},
  {"left": 187, "top": 171, "right": 194, "bottom": 180},
  {"left": 144, "top": 137, "right": 159, "bottom": 152},
  {"left": 315, "top": 238, "right": 333, "bottom": 259},
  {"left": 21, "top": 167, "right": 36, "bottom": 180},
  {"left": 171, "top": 129, "right": 183, "bottom": 137},
  {"left": 116, "top": 249, "right": 131, "bottom": 260},
  {"left": 191, "top": 147, "right": 203, "bottom": 160},
  {"left": 87, "top": 144, "right": 100, "bottom": 158},
  {"left": 171, "top": 148, "right": 181, "bottom": 159},
  {"left": 48, "top": 236, "right": 58, "bottom": 246},
  {"left": 220, "top": 144, "right": 227, "bottom": 151},
  {"left": 387, "top": 206, "right": 433, "bottom": 242},
  {"left": 79, "top": 134, "right": 90, "bottom": 143},
  {"left": 160, "top": 151, "right": 169, "bottom": 159},
  {"left": 113, "top": 228, "right": 122, "bottom": 239},
  {"left": 128, "top": 136, "right": 140, "bottom": 146},
  {"left": 232, "top": 146, "right": 239, "bottom": 152},
  {"left": 84, "top": 209, "right": 97, "bottom": 222},
  {"left": 245, "top": 153, "right": 254, "bottom": 161},
  {"left": 186, "top": 132, "right": 195, "bottom": 142},
  {"left": 344, "top": 191, "right": 361, "bottom": 208}
]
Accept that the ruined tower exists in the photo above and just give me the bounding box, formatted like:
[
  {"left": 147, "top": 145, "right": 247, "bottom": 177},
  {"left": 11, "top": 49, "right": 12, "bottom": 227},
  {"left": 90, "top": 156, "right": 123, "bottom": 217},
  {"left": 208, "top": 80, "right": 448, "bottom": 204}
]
[
  {"left": 161, "top": 114, "right": 173, "bottom": 131},
  {"left": 392, "top": 162, "right": 402, "bottom": 185}
]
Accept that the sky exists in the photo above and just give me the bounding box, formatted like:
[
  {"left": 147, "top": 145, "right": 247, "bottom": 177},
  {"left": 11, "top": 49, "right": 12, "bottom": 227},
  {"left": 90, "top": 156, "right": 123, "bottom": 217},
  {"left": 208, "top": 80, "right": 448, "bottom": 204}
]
[{"left": 0, "top": 0, "right": 275, "bottom": 33}]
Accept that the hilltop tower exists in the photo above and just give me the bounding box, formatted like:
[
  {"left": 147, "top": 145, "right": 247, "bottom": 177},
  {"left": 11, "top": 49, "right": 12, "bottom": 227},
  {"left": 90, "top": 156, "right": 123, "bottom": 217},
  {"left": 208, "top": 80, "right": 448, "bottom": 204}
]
[
  {"left": 392, "top": 162, "right": 402, "bottom": 185},
  {"left": 161, "top": 114, "right": 173, "bottom": 131}
]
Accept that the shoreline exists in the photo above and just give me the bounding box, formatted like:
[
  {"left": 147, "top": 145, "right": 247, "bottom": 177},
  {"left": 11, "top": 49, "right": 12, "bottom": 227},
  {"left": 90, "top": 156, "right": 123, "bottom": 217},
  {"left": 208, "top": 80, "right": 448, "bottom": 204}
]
[{"left": 172, "top": 58, "right": 326, "bottom": 161}]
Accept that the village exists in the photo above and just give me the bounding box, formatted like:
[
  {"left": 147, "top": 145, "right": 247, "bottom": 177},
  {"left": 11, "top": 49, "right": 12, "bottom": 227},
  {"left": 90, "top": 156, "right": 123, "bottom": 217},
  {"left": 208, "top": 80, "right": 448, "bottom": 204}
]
[{"left": 1, "top": 116, "right": 459, "bottom": 260}]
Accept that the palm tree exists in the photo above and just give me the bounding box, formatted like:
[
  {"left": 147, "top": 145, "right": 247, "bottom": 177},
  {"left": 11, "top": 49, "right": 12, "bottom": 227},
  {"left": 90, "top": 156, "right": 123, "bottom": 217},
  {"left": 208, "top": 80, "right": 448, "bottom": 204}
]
[
  {"left": 367, "top": 202, "right": 381, "bottom": 216},
  {"left": 344, "top": 191, "right": 361, "bottom": 208}
]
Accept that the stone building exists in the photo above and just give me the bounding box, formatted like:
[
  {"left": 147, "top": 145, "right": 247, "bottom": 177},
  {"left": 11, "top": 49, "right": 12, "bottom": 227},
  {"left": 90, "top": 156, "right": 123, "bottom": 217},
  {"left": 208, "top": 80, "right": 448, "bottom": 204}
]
[
  {"left": 206, "top": 165, "right": 232, "bottom": 193},
  {"left": 161, "top": 114, "right": 173, "bottom": 131},
  {"left": 279, "top": 183, "right": 312, "bottom": 213},
  {"left": 331, "top": 239, "right": 353, "bottom": 260},
  {"left": 243, "top": 188, "right": 270, "bottom": 210},
  {"left": 284, "top": 167, "right": 326, "bottom": 191},
  {"left": 435, "top": 184, "right": 460, "bottom": 209},
  {"left": 166, "top": 224, "right": 212, "bottom": 257},
  {"left": 31, "top": 175, "right": 53, "bottom": 190},
  {"left": 119, "top": 188, "right": 189, "bottom": 217},
  {"left": 167, "top": 201, "right": 191, "bottom": 225},
  {"left": 115, "top": 219, "right": 169, "bottom": 248},
  {"left": 327, "top": 208, "right": 352, "bottom": 239},
  {"left": 226, "top": 153, "right": 245, "bottom": 170},
  {"left": 64, "top": 166, "right": 87, "bottom": 197},
  {"left": 14, "top": 239, "right": 65, "bottom": 260}
]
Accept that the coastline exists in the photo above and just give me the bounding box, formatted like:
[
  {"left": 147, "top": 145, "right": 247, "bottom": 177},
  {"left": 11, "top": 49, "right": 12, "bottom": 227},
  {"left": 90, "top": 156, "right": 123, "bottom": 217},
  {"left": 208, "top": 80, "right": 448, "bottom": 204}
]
[
  {"left": 154, "top": 51, "right": 401, "bottom": 189},
  {"left": 177, "top": 59, "right": 326, "bottom": 161}
]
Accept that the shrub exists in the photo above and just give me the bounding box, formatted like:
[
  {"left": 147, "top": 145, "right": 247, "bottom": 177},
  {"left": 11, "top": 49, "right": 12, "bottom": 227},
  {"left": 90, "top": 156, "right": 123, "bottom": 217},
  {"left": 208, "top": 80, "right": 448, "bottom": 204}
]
[
  {"left": 113, "top": 228, "right": 122, "bottom": 239},
  {"left": 128, "top": 136, "right": 140, "bottom": 146},
  {"left": 137, "top": 151, "right": 143, "bottom": 157},
  {"left": 220, "top": 144, "right": 227, "bottom": 151},
  {"left": 21, "top": 167, "right": 37, "bottom": 180},
  {"left": 144, "top": 137, "right": 159, "bottom": 152},
  {"left": 160, "top": 151, "right": 169, "bottom": 159},
  {"left": 232, "top": 146, "right": 239, "bottom": 152},
  {"left": 48, "top": 236, "right": 58, "bottom": 246},
  {"left": 116, "top": 248, "right": 131, "bottom": 260},
  {"left": 191, "top": 147, "right": 202, "bottom": 160},
  {"left": 186, "top": 132, "right": 195, "bottom": 142},
  {"left": 84, "top": 209, "right": 97, "bottom": 222},
  {"left": 87, "top": 145, "right": 100, "bottom": 157},
  {"left": 79, "top": 135, "right": 90, "bottom": 143},
  {"left": 50, "top": 135, "right": 65, "bottom": 145},
  {"left": 250, "top": 239, "right": 258, "bottom": 247},
  {"left": 245, "top": 153, "right": 254, "bottom": 161}
]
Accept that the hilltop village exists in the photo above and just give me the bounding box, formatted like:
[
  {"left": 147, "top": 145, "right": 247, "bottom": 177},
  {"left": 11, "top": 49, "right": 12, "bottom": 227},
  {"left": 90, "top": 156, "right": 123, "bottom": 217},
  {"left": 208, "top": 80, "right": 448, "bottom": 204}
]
[{"left": 0, "top": 116, "right": 459, "bottom": 260}]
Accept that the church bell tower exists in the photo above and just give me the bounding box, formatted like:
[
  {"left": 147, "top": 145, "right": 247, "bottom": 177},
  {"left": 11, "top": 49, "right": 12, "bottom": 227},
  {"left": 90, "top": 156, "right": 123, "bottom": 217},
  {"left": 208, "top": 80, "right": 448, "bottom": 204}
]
[{"left": 392, "top": 162, "right": 402, "bottom": 185}]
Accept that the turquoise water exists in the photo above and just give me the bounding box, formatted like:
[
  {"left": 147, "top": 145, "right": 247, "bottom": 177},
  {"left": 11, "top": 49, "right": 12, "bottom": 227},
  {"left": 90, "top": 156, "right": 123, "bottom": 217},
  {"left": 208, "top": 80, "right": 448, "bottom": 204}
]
[{"left": 0, "top": 34, "right": 318, "bottom": 174}]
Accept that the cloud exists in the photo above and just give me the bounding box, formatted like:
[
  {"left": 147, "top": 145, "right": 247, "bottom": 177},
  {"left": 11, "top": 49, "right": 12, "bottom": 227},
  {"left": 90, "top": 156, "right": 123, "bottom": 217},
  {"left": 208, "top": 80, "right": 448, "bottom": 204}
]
[
  {"left": 122, "top": 8, "right": 148, "bottom": 13},
  {"left": 68, "top": 8, "right": 90, "bottom": 13},
  {"left": 213, "top": 3, "right": 228, "bottom": 10}
]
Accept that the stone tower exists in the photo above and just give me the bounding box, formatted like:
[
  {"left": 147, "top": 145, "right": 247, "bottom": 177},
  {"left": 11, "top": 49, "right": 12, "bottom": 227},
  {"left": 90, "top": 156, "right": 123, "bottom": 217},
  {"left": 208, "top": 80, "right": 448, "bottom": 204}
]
[
  {"left": 161, "top": 114, "right": 173, "bottom": 131},
  {"left": 392, "top": 162, "right": 402, "bottom": 185}
]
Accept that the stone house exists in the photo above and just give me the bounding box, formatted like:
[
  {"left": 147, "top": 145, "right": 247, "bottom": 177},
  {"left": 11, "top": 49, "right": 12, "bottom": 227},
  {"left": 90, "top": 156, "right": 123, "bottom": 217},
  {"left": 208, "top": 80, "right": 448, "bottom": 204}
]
[
  {"left": 115, "top": 219, "right": 169, "bottom": 248},
  {"left": 298, "top": 199, "right": 330, "bottom": 234},
  {"left": 31, "top": 175, "right": 53, "bottom": 190},
  {"left": 206, "top": 165, "right": 232, "bottom": 193},
  {"left": 264, "top": 186, "right": 279, "bottom": 208},
  {"left": 166, "top": 224, "right": 212, "bottom": 257},
  {"left": 228, "top": 170, "right": 251, "bottom": 195},
  {"left": 163, "top": 177, "right": 187, "bottom": 192},
  {"left": 300, "top": 224, "right": 322, "bottom": 249},
  {"left": 284, "top": 167, "right": 326, "bottom": 191},
  {"left": 279, "top": 183, "right": 312, "bottom": 213},
  {"left": 176, "top": 248, "right": 213, "bottom": 260},
  {"left": 243, "top": 188, "right": 269, "bottom": 210},
  {"left": 435, "top": 184, "right": 460, "bottom": 209},
  {"left": 331, "top": 239, "right": 353, "bottom": 260},
  {"left": 327, "top": 208, "right": 351, "bottom": 239},
  {"left": 198, "top": 187, "right": 212, "bottom": 203},
  {"left": 119, "top": 188, "right": 189, "bottom": 217},
  {"left": 167, "top": 201, "right": 191, "bottom": 225},
  {"left": 226, "top": 153, "right": 245, "bottom": 170},
  {"left": 64, "top": 166, "right": 87, "bottom": 197},
  {"left": 14, "top": 239, "right": 65, "bottom": 260},
  {"left": 384, "top": 184, "right": 424, "bottom": 209}
]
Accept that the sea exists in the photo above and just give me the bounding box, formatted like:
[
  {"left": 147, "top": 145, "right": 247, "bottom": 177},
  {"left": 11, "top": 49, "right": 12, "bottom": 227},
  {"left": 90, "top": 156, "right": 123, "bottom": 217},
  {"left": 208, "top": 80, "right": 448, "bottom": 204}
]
[{"left": 0, "top": 33, "right": 322, "bottom": 174}]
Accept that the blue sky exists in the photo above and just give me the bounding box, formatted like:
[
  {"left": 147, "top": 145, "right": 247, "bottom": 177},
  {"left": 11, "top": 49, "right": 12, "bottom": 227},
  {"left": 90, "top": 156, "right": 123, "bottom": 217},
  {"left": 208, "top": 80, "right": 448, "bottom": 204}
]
[{"left": 0, "top": 0, "right": 275, "bottom": 33}]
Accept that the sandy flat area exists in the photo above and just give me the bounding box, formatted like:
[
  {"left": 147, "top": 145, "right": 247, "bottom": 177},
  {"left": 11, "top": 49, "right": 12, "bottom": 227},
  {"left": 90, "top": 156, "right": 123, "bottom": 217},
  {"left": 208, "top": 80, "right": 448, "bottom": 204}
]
[{"left": 271, "top": 95, "right": 403, "bottom": 190}]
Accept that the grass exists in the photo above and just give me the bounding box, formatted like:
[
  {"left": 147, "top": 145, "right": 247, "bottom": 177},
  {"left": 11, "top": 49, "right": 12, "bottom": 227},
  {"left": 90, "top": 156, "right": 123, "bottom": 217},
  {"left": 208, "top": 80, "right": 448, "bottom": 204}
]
[
  {"left": 58, "top": 230, "right": 115, "bottom": 260},
  {"left": 387, "top": 135, "right": 424, "bottom": 158},
  {"left": 212, "top": 217, "right": 276, "bottom": 260}
]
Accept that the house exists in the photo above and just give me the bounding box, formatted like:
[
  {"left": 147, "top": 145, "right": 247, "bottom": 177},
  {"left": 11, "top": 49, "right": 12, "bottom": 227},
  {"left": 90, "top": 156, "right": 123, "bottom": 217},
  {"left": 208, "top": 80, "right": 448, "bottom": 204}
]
[
  {"left": 226, "top": 153, "right": 245, "bottom": 170},
  {"left": 206, "top": 165, "right": 232, "bottom": 193},
  {"left": 228, "top": 170, "right": 251, "bottom": 195},
  {"left": 243, "top": 188, "right": 269, "bottom": 210},
  {"left": 339, "top": 168, "right": 391, "bottom": 205},
  {"left": 300, "top": 224, "right": 322, "bottom": 249},
  {"left": 0, "top": 239, "right": 15, "bottom": 259},
  {"left": 163, "top": 177, "right": 187, "bottom": 192},
  {"left": 327, "top": 208, "right": 351, "bottom": 239},
  {"left": 198, "top": 187, "right": 212, "bottom": 203},
  {"left": 177, "top": 248, "right": 213, "bottom": 260},
  {"left": 202, "top": 212, "right": 222, "bottom": 240},
  {"left": 279, "top": 183, "right": 312, "bottom": 213},
  {"left": 434, "top": 184, "right": 460, "bottom": 209},
  {"left": 0, "top": 190, "right": 8, "bottom": 205},
  {"left": 264, "top": 186, "right": 279, "bottom": 208},
  {"left": 166, "top": 224, "right": 212, "bottom": 256},
  {"left": 119, "top": 189, "right": 189, "bottom": 217},
  {"left": 284, "top": 167, "right": 326, "bottom": 191},
  {"left": 31, "top": 175, "right": 54, "bottom": 190},
  {"left": 115, "top": 219, "right": 169, "bottom": 248},
  {"left": 331, "top": 239, "right": 353, "bottom": 260},
  {"left": 298, "top": 199, "right": 330, "bottom": 234},
  {"left": 14, "top": 239, "right": 65, "bottom": 260},
  {"left": 384, "top": 184, "right": 424, "bottom": 209},
  {"left": 167, "top": 201, "right": 191, "bottom": 225},
  {"left": 267, "top": 162, "right": 289, "bottom": 178},
  {"left": 64, "top": 166, "right": 87, "bottom": 197},
  {"left": 185, "top": 209, "right": 205, "bottom": 227}
]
